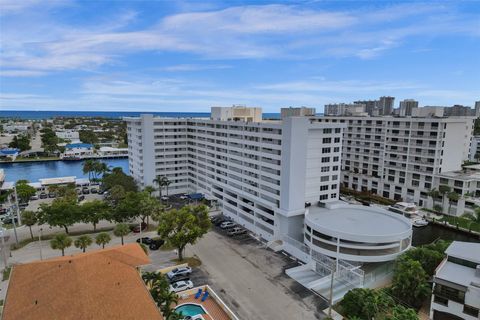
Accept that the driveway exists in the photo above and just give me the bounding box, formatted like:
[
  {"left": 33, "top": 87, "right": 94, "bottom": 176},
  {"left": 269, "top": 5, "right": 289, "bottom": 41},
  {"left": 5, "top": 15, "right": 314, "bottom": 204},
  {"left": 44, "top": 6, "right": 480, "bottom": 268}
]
[{"left": 186, "top": 230, "right": 325, "bottom": 320}]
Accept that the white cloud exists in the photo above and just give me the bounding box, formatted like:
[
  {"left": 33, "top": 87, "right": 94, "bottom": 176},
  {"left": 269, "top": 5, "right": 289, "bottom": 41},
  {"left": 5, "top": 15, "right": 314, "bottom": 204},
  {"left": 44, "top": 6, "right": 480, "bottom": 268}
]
[
  {"left": 2, "top": 2, "right": 479, "bottom": 76},
  {"left": 0, "top": 70, "right": 47, "bottom": 77},
  {"left": 160, "top": 64, "right": 231, "bottom": 72}
]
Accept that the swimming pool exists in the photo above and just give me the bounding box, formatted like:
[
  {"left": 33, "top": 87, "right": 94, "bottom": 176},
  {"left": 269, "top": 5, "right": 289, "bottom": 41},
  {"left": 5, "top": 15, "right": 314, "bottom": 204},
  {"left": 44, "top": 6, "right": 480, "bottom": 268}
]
[{"left": 175, "top": 304, "right": 206, "bottom": 316}]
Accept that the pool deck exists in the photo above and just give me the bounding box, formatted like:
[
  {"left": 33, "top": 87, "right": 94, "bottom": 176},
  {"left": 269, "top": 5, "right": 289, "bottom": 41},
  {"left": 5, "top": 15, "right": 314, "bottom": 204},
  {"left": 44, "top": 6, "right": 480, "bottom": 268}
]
[{"left": 175, "top": 286, "right": 237, "bottom": 320}]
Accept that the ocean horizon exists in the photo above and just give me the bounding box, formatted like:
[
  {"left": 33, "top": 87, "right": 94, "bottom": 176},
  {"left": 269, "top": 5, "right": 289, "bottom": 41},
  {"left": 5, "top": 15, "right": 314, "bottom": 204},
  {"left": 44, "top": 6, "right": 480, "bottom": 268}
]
[{"left": 0, "top": 110, "right": 286, "bottom": 120}]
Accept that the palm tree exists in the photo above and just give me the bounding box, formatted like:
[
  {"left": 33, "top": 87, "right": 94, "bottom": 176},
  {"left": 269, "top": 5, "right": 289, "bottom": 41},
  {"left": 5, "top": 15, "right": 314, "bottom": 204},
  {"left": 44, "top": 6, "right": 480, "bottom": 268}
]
[
  {"left": 447, "top": 192, "right": 460, "bottom": 216},
  {"left": 50, "top": 234, "right": 73, "bottom": 256},
  {"left": 164, "top": 177, "right": 171, "bottom": 197},
  {"left": 74, "top": 235, "right": 93, "bottom": 253},
  {"left": 144, "top": 185, "right": 156, "bottom": 196},
  {"left": 82, "top": 159, "right": 95, "bottom": 181},
  {"left": 21, "top": 210, "right": 37, "bottom": 240},
  {"left": 427, "top": 188, "right": 440, "bottom": 207},
  {"left": 463, "top": 207, "right": 480, "bottom": 223},
  {"left": 113, "top": 223, "right": 130, "bottom": 245},
  {"left": 153, "top": 175, "right": 164, "bottom": 198},
  {"left": 160, "top": 290, "right": 179, "bottom": 319},
  {"left": 95, "top": 232, "right": 111, "bottom": 249}
]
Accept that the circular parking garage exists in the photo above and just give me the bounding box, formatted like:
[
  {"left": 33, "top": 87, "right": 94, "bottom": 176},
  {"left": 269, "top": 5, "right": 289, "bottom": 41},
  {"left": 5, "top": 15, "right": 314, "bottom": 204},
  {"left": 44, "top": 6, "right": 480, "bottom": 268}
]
[{"left": 304, "top": 202, "right": 412, "bottom": 263}]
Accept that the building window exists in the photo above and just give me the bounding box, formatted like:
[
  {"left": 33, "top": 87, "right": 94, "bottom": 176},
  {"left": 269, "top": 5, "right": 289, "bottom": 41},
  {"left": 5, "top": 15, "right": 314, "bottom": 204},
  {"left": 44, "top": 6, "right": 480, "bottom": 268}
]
[
  {"left": 330, "top": 193, "right": 337, "bottom": 198},
  {"left": 321, "top": 176, "right": 330, "bottom": 182},
  {"left": 334, "top": 137, "right": 340, "bottom": 143},
  {"left": 319, "top": 194, "right": 328, "bottom": 200},
  {"left": 323, "top": 138, "right": 332, "bottom": 143},
  {"left": 434, "top": 284, "right": 465, "bottom": 304},
  {"left": 463, "top": 305, "right": 479, "bottom": 317},
  {"left": 321, "top": 157, "right": 330, "bottom": 163},
  {"left": 320, "top": 185, "right": 329, "bottom": 191},
  {"left": 433, "top": 296, "right": 448, "bottom": 307},
  {"left": 321, "top": 166, "right": 330, "bottom": 172}
]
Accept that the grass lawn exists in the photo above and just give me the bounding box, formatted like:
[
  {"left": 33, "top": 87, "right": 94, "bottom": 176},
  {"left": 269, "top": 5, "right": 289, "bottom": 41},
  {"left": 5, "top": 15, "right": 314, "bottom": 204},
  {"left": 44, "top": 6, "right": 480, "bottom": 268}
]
[
  {"left": 10, "top": 226, "right": 115, "bottom": 251},
  {"left": 438, "top": 216, "right": 480, "bottom": 233},
  {"left": 171, "top": 256, "right": 202, "bottom": 268},
  {"left": 12, "top": 156, "right": 60, "bottom": 162}
]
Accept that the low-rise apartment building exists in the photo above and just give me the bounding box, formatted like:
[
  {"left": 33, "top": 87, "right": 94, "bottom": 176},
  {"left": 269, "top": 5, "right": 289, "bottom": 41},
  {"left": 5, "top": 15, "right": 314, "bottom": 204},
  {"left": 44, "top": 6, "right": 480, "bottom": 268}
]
[
  {"left": 430, "top": 241, "right": 480, "bottom": 320},
  {"left": 125, "top": 108, "right": 345, "bottom": 241},
  {"left": 315, "top": 116, "right": 475, "bottom": 215}
]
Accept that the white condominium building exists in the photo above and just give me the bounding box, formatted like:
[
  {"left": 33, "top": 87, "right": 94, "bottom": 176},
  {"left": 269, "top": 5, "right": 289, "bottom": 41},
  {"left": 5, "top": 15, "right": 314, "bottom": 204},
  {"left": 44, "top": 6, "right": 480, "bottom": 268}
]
[
  {"left": 430, "top": 241, "right": 480, "bottom": 320},
  {"left": 125, "top": 108, "right": 344, "bottom": 241},
  {"left": 315, "top": 116, "right": 475, "bottom": 215}
]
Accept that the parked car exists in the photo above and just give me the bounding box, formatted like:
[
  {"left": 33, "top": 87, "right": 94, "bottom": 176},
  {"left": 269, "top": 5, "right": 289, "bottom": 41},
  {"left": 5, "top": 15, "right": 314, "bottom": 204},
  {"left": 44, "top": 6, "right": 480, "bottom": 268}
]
[
  {"left": 161, "top": 196, "right": 169, "bottom": 201},
  {"left": 18, "top": 202, "right": 29, "bottom": 208},
  {"left": 149, "top": 238, "right": 165, "bottom": 250},
  {"left": 136, "top": 237, "right": 153, "bottom": 245},
  {"left": 90, "top": 188, "right": 98, "bottom": 193},
  {"left": 227, "top": 227, "right": 247, "bottom": 236},
  {"left": 77, "top": 195, "right": 85, "bottom": 202},
  {"left": 82, "top": 187, "right": 90, "bottom": 195},
  {"left": 179, "top": 195, "right": 188, "bottom": 200},
  {"left": 132, "top": 222, "right": 147, "bottom": 233},
  {"left": 169, "top": 280, "right": 193, "bottom": 293},
  {"left": 220, "top": 221, "right": 236, "bottom": 229},
  {"left": 2, "top": 215, "right": 18, "bottom": 224},
  {"left": 30, "top": 195, "right": 39, "bottom": 201},
  {"left": 39, "top": 192, "right": 48, "bottom": 199},
  {"left": 210, "top": 215, "right": 223, "bottom": 223},
  {"left": 214, "top": 218, "right": 227, "bottom": 226},
  {"left": 167, "top": 266, "right": 192, "bottom": 280},
  {"left": 76, "top": 189, "right": 82, "bottom": 195},
  {"left": 48, "top": 193, "right": 56, "bottom": 198}
]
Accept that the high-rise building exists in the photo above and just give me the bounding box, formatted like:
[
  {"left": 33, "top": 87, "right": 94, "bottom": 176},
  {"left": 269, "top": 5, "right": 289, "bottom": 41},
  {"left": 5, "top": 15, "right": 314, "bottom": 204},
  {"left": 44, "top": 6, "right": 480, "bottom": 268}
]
[
  {"left": 211, "top": 105, "right": 262, "bottom": 122},
  {"left": 324, "top": 103, "right": 366, "bottom": 116},
  {"left": 281, "top": 107, "right": 316, "bottom": 118},
  {"left": 475, "top": 101, "right": 480, "bottom": 117},
  {"left": 354, "top": 100, "right": 377, "bottom": 116},
  {"left": 378, "top": 96, "right": 395, "bottom": 115},
  {"left": 125, "top": 107, "right": 344, "bottom": 241},
  {"left": 399, "top": 99, "right": 419, "bottom": 116},
  {"left": 315, "top": 116, "right": 475, "bottom": 215},
  {"left": 444, "top": 105, "right": 475, "bottom": 117}
]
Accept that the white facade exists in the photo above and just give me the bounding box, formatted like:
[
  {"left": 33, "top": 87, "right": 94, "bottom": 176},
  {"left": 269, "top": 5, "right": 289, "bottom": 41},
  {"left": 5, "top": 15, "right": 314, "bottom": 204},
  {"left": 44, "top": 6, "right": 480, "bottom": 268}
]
[
  {"left": 324, "top": 103, "right": 367, "bottom": 116},
  {"left": 316, "top": 116, "right": 475, "bottom": 215},
  {"left": 55, "top": 130, "right": 80, "bottom": 141},
  {"left": 430, "top": 241, "right": 480, "bottom": 320},
  {"left": 304, "top": 202, "right": 411, "bottom": 263},
  {"left": 281, "top": 107, "right": 316, "bottom": 118},
  {"left": 210, "top": 106, "right": 262, "bottom": 122},
  {"left": 125, "top": 112, "right": 344, "bottom": 242},
  {"left": 470, "top": 136, "right": 480, "bottom": 161}
]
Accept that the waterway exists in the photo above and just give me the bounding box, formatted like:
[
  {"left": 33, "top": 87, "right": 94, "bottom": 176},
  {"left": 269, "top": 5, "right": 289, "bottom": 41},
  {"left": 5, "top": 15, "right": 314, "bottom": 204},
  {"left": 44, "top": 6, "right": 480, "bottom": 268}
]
[
  {"left": 412, "top": 224, "right": 479, "bottom": 246},
  {"left": 0, "top": 158, "right": 129, "bottom": 182}
]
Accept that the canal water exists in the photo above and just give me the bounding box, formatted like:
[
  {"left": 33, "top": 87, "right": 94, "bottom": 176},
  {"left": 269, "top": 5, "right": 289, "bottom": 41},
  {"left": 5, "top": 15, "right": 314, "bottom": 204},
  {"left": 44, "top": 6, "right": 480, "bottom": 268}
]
[
  {"left": 0, "top": 158, "right": 129, "bottom": 183},
  {"left": 412, "top": 224, "right": 480, "bottom": 246}
]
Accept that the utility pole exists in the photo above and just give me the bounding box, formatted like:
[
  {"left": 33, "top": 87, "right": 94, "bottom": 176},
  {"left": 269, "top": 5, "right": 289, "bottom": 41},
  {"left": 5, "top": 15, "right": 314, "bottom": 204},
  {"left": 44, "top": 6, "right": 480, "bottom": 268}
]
[
  {"left": 13, "top": 186, "right": 22, "bottom": 225},
  {"left": 0, "top": 226, "right": 8, "bottom": 269}
]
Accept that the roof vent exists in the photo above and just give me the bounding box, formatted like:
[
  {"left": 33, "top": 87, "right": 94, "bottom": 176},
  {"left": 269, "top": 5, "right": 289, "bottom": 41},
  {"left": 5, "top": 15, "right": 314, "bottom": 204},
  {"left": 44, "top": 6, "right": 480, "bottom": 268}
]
[{"left": 476, "top": 265, "right": 480, "bottom": 277}]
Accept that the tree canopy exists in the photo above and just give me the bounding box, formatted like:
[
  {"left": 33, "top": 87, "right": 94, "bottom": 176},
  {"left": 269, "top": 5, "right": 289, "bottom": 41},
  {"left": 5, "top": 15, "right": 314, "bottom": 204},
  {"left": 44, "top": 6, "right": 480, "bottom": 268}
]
[
  {"left": 39, "top": 197, "right": 80, "bottom": 234},
  {"left": 50, "top": 234, "right": 72, "bottom": 256},
  {"left": 102, "top": 167, "right": 137, "bottom": 193},
  {"left": 80, "top": 199, "right": 111, "bottom": 231},
  {"left": 157, "top": 205, "right": 211, "bottom": 260},
  {"left": 15, "top": 181, "right": 36, "bottom": 203},
  {"left": 9, "top": 134, "right": 31, "bottom": 151}
]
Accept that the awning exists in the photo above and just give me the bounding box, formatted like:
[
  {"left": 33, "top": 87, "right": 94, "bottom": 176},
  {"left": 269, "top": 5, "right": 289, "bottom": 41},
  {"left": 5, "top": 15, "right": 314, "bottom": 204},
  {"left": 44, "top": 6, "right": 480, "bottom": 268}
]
[{"left": 188, "top": 193, "right": 204, "bottom": 200}]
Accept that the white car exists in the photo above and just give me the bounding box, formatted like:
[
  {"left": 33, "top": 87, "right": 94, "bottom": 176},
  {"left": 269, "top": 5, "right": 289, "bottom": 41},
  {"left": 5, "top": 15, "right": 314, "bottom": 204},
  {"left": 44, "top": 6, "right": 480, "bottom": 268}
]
[
  {"left": 161, "top": 196, "right": 169, "bottom": 201},
  {"left": 220, "top": 221, "right": 236, "bottom": 229},
  {"left": 179, "top": 195, "right": 188, "bottom": 200},
  {"left": 169, "top": 280, "right": 194, "bottom": 293},
  {"left": 167, "top": 266, "right": 192, "bottom": 279}
]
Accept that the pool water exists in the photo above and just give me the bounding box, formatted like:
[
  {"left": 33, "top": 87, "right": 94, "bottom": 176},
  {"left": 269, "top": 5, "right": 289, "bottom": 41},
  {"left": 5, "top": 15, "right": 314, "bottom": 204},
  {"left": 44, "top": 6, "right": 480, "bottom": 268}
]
[{"left": 175, "top": 304, "right": 206, "bottom": 316}]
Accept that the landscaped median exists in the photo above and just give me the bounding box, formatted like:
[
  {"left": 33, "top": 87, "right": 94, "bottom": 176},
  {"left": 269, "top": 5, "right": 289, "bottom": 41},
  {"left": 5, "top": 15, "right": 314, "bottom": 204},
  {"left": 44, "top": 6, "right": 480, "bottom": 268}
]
[{"left": 437, "top": 215, "right": 480, "bottom": 233}]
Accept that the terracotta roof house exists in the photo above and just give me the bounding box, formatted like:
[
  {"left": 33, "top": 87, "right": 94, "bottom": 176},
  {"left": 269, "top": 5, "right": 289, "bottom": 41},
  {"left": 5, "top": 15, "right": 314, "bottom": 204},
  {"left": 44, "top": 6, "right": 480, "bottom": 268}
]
[{"left": 2, "top": 243, "right": 163, "bottom": 320}]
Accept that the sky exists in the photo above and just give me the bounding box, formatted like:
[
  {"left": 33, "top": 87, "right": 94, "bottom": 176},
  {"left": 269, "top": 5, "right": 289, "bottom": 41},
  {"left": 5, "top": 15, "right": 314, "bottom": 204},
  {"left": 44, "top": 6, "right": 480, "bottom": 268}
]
[{"left": 0, "top": 0, "right": 479, "bottom": 113}]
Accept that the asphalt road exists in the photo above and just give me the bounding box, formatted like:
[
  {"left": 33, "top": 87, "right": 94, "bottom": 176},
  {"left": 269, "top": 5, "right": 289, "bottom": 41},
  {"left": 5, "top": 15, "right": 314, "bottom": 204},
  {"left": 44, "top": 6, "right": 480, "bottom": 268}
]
[{"left": 187, "top": 229, "right": 325, "bottom": 320}]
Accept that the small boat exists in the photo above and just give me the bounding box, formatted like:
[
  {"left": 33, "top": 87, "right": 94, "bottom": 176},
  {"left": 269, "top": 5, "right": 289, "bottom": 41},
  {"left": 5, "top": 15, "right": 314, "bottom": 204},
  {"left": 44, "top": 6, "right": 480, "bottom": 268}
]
[
  {"left": 388, "top": 202, "right": 419, "bottom": 218},
  {"left": 412, "top": 217, "right": 429, "bottom": 227}
]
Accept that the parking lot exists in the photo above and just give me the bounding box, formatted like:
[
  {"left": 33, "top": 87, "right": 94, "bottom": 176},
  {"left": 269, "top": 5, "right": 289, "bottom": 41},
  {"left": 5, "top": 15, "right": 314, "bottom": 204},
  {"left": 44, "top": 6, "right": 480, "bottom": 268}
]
[{"left": 186, "top": 222, "right": 326, "bottom": 320}]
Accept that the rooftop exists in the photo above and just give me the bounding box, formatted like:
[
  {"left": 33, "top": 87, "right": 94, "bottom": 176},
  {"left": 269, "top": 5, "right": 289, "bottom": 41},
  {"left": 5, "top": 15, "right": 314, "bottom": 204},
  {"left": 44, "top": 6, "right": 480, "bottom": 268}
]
[
  {"left": 3, "top": 244, "right": 163, "bottom": 320},
  {"left": 65, "top": 143, "right": 93, "bottom": 149},
  {"left": 446, "top": 241, "right": 480, "bottom": 264},
  {"left": 306, "top": 202, "right": 412, "bottom": 242}
]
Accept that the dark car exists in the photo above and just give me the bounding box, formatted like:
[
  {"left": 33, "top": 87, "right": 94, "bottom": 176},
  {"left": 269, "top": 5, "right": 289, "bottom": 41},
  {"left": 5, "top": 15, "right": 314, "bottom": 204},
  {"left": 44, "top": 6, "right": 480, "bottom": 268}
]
[
  {"left": 214, "top": 218, "right": 227, "bottom": 226},
  {"left": 90, "top": 188, "right": 98, "bottom": 193},
  {"left": 2, "top": 216, "right": 18, "bottom": 224},
  {"left": 39, "top": 192, "right": 48, "bottom": 199},
  {"left": 149, "top": 238, "right": 165, "bottom": 250},
  {"left": 136, "top": 237, "right": 153, "bottom": 245},
  {"left": 82, "top": 188, "right": 90, "bottom": 195},
  {"left": 78, "top": 195, "right": 85, "bottom": 202},
  {"left": 76, "top": 189, "right": 82, "bottom": 195},
  {"left": 48, "top": 193, "right": 56, "bottom": 198}
]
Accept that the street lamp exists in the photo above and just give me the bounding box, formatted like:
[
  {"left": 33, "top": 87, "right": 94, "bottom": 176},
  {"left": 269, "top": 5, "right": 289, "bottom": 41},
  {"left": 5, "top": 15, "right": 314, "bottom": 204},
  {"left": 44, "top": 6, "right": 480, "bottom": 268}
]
[{"left": 0, "top": 225, "right": 8, "bottom": 269}]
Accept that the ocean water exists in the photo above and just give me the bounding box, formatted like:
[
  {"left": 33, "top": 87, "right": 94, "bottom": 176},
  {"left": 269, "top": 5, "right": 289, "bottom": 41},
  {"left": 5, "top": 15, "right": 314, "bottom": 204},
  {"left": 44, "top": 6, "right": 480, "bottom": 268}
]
[{"left": 0, "top": 110, "right": 282, "bottom": 120}]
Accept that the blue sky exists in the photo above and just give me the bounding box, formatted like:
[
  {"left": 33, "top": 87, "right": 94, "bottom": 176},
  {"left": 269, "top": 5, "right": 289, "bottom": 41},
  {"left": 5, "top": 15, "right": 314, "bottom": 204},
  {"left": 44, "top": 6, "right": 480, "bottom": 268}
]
[{"left": 0, "top": 0, "right": 479, "bottom": 112}]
